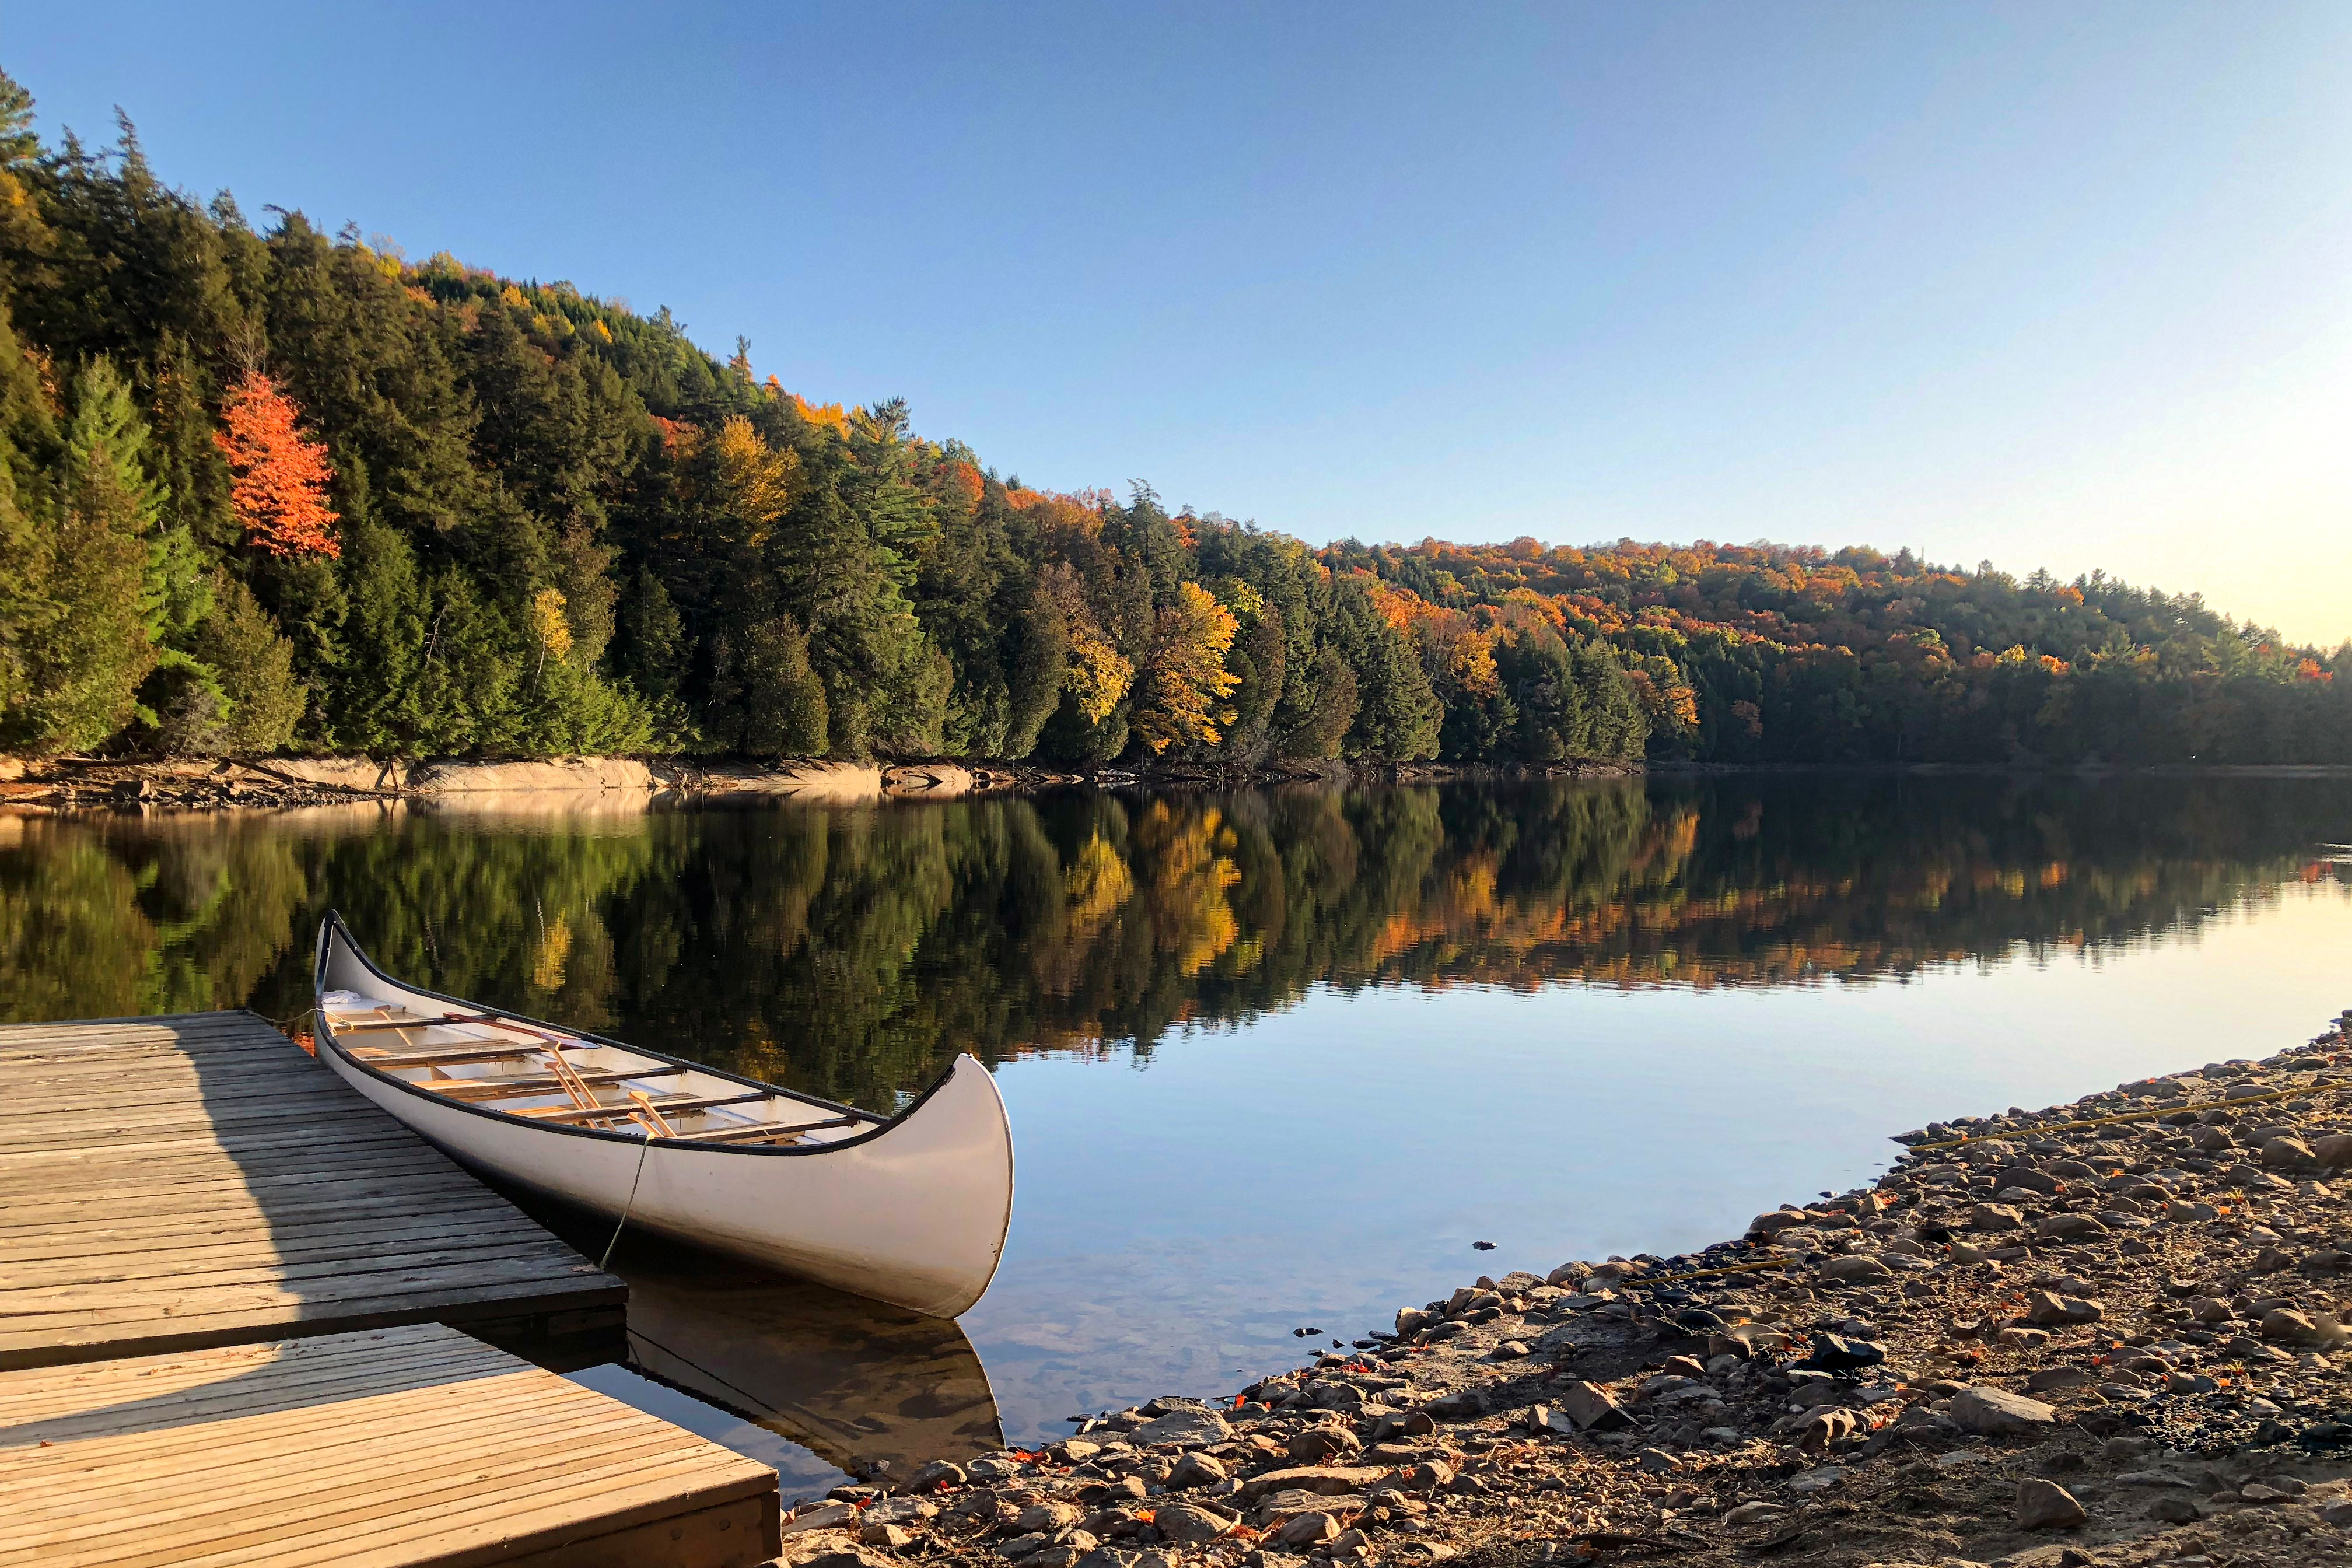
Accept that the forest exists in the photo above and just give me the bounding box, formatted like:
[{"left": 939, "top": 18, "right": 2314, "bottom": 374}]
[{"left": 0, "top": 68, "right": 2343, "bottom": 771}]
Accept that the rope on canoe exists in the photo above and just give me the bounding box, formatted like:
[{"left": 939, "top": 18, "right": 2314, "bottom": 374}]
[{"left": 600, "top": 1132, "right": 654, "bottom": 1272}]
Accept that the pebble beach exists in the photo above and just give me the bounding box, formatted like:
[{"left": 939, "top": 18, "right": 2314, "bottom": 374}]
[{"left": 767, "top": 1005, "right": 2352, "bottom": 1568}]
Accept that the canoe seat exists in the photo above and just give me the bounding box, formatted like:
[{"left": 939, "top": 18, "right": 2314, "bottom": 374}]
[{"left": 515, "top": 1090, "right": 774, "bottom": 1127}]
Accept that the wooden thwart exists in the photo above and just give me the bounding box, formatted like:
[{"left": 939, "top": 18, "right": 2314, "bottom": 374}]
[
  {"left": 0, "top": 1322, "right": 781, "bottom": 1568},
  {"left": 0, "top": 1013, "right": 625, "bottom": 1371}
]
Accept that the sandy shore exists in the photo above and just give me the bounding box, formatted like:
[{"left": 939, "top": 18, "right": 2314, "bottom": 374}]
[{"left": 771, "top": 1007, "right": 2352, "bottom": 1568}]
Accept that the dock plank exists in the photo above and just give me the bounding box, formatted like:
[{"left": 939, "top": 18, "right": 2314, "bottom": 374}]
[
  {"left": 0, "top": 1323, "right": 780, "bottom": 1568},
  {"left": 0, "top": 1013, "right": 623, "bottom": 1370}
]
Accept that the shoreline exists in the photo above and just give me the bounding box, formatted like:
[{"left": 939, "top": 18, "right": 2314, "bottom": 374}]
[
  {"left": 4, "top": 752, "right": 2347, "bottom": 817},
  {"left": 779, "top": 1010, "right": 2352, "bottom": 1568}
]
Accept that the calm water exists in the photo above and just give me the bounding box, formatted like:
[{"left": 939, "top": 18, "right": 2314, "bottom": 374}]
[{"left": 5, "top": 775, "right": 2350, "bottom": 1496}]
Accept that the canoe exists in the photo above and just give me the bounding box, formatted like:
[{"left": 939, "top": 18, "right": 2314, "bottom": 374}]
[{"left": 311, "top": 912, "right": 1014, "bottom": 1318}]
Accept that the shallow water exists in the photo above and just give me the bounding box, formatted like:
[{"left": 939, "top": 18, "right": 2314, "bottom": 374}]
[{"left": 4, "top": 774, "right": 2347, "bottom": 1495}]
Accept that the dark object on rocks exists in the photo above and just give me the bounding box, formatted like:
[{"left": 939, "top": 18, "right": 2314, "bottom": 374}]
[
  {"left": 1673, "top": 1308, "right": 1729, "bottom": 1334},
  {"left": 1472, "top": 1241, "right": 1496, "bottom": 1251},
  {"left": 1798, "top": 1332, "right": 1887, "bottom": 1374},
  {"left": 2149, "top": 1493, "right": 2204, "bottom": 1523},
  {"left": 2015, "top": 1478, "right": 2088, "bottom": 1529}
]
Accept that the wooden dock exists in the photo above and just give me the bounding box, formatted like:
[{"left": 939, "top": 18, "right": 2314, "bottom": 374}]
[
  {"left": 0, "top": 1321, "right": 781, "bottom": 1567},
  {"left": 0, "top": 1012, "right": 626, "bottom": 1370}
]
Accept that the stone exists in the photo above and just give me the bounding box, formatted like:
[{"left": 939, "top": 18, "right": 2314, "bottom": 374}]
[
  {"left": 1287, "top": 1427, "right": 1362, "bottom": 1464},
  {"left": 1272, "top": 1511, "right": 1342, "bottom": 1548},
  {"left": 1721, "top": 1502, "right": 1788, "bottom": 1528},
  {"left": 1397, "top": 1307, "right": 1433, "bottom": 1337},
  {"left": 2024, "top": 1291, "right": 2104, "bottom": 1326},
  {"left": 2262, "top": 1136, "right": 2317, "bottom": 1168},
  {"left": 783, "top": 1502, "right": 860, "bottom": 1535},
  {"left": 1423, "top": 1389, "right": 1484, "bottom": 1420},
  {"left": 1124, "top": 1408, "right": 1232, "bottom": 1448},
  {"left": 802, "top": 1552, "right": 902, "bottom": 1568},
  {"left": 1169, "top": 1451, "right": 1228, "bottom": 1489},
  {"left": 1948, "top": 1386, "right": 2059, "bottom": 1437},
  {"left": 2015, "top": 1478, "right": 2087, "bottom": 1530},
  {"left": 1237, "top": 1466, "right": 1390, "bottom": 1503},
  {"left": 2035, "top": 1214, "right": 2110, "bottom": 1241},
  {"left": 862, "top": 1522, "right": 915, "bottom": 1548},
  {"left": 2320, "top": 1499, "right": 2352, "bottom": 1527},
  {"left": 1800, "top": 1333, "right": 1887, "bottom": 1373},
  {"left": 1490, "top": 1339, "right": 1532, "bottom": 1359},
  {"left": 1401, "top": 1460, "right": 1457, "bottom": 1493},
  {"left": 1153, "top": 1504, "right": 1233, "bottom": 1545},
  {"left": 1785, "top": 1466, "right": 1844, "bottom": 1494},
  {"left": 1634, "top": 1447, "right": 1683, "bottom": 1473},
  {"left": 1818, "top": 1255, "right": 1895, "bottom": 1284},
  {"left": 866, "top": 1497, "right": 939, "bottom": 1526},
  {"left": 1555, "top": 1380, "right": 1632, "bottom": 1431},
  {"left": 1014, "top": 1503, "right": 1084, "bottom": 1535},
  {"left": 1971, "top": 1203, "right": 2027, "bottom": 1231},
  {"left": 904, "top": 1460, "right": 966, "bottom": 1492},
  {"left": 2025, "top": 1366, "right": 2096, "bottom": 1392},
  {"left": 1751, "top": 1210, "right": 1814, "bottom": 1235},
  {"left": 2312, "top": 1133, "right": 2352, "bottom": 1168}
]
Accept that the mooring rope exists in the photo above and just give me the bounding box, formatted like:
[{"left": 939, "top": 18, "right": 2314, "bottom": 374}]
[{"left": 600, "top": 1132, "right": 655, "bottom": 1271}]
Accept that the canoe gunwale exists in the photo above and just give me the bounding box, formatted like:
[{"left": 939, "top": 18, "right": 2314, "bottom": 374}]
[{"left": 310, "top": 909, "right": 955, "bottom": 1160}]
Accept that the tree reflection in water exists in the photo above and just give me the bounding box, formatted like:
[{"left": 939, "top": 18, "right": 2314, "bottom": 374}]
[{"left": 4, "top": 777, "right": 2346, "bottom": 1110}]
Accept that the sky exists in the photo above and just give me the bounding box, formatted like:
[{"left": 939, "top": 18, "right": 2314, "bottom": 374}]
[{"left": 8, "top": 2, "right": 2349, "bottom": 644}]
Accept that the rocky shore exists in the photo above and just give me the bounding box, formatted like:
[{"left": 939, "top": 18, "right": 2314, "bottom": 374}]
[
  {"left": 770, "top": 1009, "right": 2352, "bottom": 1568},
  {"left": 0, "top": 753, "right": 1634, "bottom": 813}
]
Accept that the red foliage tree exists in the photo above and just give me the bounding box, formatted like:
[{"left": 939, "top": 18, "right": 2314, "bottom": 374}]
[{"left": 214, "top": 372, "right": 340, "bottom": 558}]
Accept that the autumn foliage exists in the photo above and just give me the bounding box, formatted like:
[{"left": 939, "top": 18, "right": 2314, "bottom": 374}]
[{"left": 214, "top": 372, "right": 340, "bottom": 559}]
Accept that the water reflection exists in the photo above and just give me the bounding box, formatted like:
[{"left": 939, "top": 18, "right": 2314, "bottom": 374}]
[
  {"left": 618, "top": 1242, "right": 1005, "bottom": 1476},
  {"left": 2, "top": 778, "right": 2345, "bottom": 1101}
]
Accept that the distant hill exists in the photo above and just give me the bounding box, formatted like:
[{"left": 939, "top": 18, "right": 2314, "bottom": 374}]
[{"left": 1, "top": 68, "right": 2342, "bottom": 767}]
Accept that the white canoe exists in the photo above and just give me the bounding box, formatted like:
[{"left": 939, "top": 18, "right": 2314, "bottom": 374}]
[{"left": 312, "top": 912, "right": 1013, "bottom": 1318}]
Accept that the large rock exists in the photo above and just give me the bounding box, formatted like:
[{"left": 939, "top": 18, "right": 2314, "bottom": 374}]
[
  {"left": 1272, "top": 1512, "right": 1342, "bottom": 1549},
  {"left": 1122, "top": 1407, "right": 1231, "bottom": 1448},
  {"left": 1152, "top": 1504, "right": 1232, "bottom": 1546},
  {"left": 2262, "top": 1136, "right": 2318, "bottom": 1169},
  {"left": 2023, "top": 1291, "right": 2104, "bottom": 1326},
  {"left": 1286, "top": 1426, "right": 1362, "bottom": 1464},
  {"left": 1817, "top": 1255, "right": 1894, "bottom": 1284},
  {"left": 1556, "top": 1380, "right": 1632, "bottom": 1431},
  {"left": 413, "top": 757, "right": 654, "bottom": 794},
  {"left": 1970, "top": 1203, "right": 2027, "bottom": 1231},
  {"left": 2311, "top": 1133, "right": 2352, "bottom": 1168},
  {"left": 2034, "top": 1213, "right": 2110, "bottom": 1241},
  {"left": 1236, "top": 1466, "right": 1390, "bottom": 1503},
  {"left": 1751, "top": 1210, "right": 1815, "bottom": 1235},
  {"left": 1948, "top": 1386, "right": 2058, "bottom": 1437},
  {"left": 2015, "top": 1478, "right": 2087, "bottom": 1529}
]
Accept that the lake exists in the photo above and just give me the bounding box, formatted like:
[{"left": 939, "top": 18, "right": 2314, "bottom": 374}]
[{"left": 4, "top": 772, "right": 2348, "bottom": 1498}]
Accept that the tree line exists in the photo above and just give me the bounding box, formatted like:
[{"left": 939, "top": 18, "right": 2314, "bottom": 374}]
[{"left": 0, "top": 69, "right": 2341, "bottom": 769}]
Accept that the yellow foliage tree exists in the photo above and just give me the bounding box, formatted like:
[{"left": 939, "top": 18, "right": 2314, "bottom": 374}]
[
  {"left": 1132, "top": 583, "right": 1240, "bottom": 754},
  {"left": 712, "top": 416, "right": 796, "bottom": 545}
]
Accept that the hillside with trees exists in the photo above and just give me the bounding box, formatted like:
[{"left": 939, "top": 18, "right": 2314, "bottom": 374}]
[{"left": 0, "top": 70, "right": 2342, "bottom": 770}]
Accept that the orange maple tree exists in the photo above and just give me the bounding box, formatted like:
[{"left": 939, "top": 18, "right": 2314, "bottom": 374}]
[{"left": 214, "top": 371, "right": 341, "bottom": 558}]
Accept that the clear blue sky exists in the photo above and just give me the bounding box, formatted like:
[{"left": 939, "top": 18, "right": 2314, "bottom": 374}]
[{"left": 9, "top": 2, "right": 2348, "bottom": 643}]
